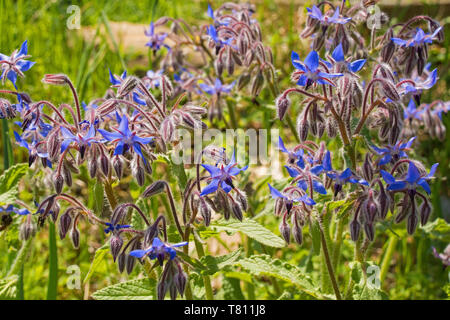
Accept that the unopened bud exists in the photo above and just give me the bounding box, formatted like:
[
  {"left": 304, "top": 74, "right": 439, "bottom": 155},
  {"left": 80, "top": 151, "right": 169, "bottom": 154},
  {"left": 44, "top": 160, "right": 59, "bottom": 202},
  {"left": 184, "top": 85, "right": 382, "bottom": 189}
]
[
  {"left": 350, "top": 220, "right": 361, "bottom": 241},
  {"left": 364, "top": 223, "right": 375, "bottom": 241},
  {"left": 420, "top": 201, "right": 431, "bottom": 226},
  {"left": 110, "top": 235, "right": 124, "bottom": 262},
  {"left": 59, "top": 210, "right": 72, "bottom": 239},
  {"left": 276, "top": 95, "right": 291, "bottom": 120},
  {"left": 407, "top": 213, "right": 418, "bottom": 235},
  {"left": 53, "top": 173, "right": 64, "bottom": 194},
  {"left": 279, "top": 219, "right": 290, "bottom": 244},
  {"left": 42, "top": 74, "right": 67, "bottom": 85},
  {"left": 231, "top": 202, "right": 243, "bottom": 221},
  {"left": 117, "top": 76, "right": 138, "bottom": 98},
  {"left": 113, "top": 156, "right": 123, "bottom": 179},
  {"left": 142, "top": 180, "right": 166, "bottom": 198},
  {"left": 71, "top": 227, "right": 80, "bottom": 249}
]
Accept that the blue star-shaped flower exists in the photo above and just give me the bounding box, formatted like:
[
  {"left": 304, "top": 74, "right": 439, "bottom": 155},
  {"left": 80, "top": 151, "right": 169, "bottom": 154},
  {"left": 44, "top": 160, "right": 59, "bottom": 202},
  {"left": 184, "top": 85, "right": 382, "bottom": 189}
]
[
  {"left": 284, "top": 164, "right": 327, "bottom": 195},
  {"left": 200, "top": 151, "right": 248, "bottom": 196},
  {"left": 145, "top": 22, "right": 169, "bottom": 51},
  {"left": 278, "top": 136, "right": 305, "bottom": 168},
  {"left": 372, "top": 137, "right": 415, "bottom": 166},
  {"left": 14, "top": 131, "right": 52, "bottom": 168},
  {"left": 60, "top": 125, "right": 97, "bottom": 158},
  {"left": 268, "top": 183, "right": 316, "bottom": 207},
  {"left": 129, "top": 237, "right": 187, "bottom": 266},
  {"left": 98, "top": 114, "right": 153, "bottom": 162},
  {"left": 0, "top": 204, "right": 30, "bottom": 216},
  {"left": 291, "top": 50, "right": 343, "bottom": 88},
  {"left": 207, "top": 25, "right": 234, "bottom": 49},
  {"left": 404, "top": 99, "right": 425, "bottom": 121},
  {"left": 307, "top": 6, "right": 351, "bottom": 25},
  {"left": 199, "top": 78, "right": 235, "bottom": 96},
  {"left": 391, "top": 27, "right": 442, "bottom": 47},
  {"left": 0, "top": 40, "right": 35, "bottom": 88},
  {"left": 109, "top": 69, "right": 127, "bottom": 87},
  {"left": 323, "top": 43, "right": 366, "bottom": 73},
  {"left": 381, "top": 162, "right": 438, "bottom": 194}
]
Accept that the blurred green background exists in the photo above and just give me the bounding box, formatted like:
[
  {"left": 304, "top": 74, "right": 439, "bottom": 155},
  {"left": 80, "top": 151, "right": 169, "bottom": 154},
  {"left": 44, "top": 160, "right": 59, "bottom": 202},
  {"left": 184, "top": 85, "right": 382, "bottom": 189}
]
[{"left": 0, "top": 0, "right": 449, "bottom": 300}]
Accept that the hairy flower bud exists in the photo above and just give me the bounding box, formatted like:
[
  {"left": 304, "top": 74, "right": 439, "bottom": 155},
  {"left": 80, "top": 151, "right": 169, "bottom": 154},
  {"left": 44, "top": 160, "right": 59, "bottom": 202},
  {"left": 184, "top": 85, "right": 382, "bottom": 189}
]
[
  {"left": 292, "top": 222, "right": 303, "bottom": 245},
  {"left": 199, "top": 196, "right": 212, "bottom": 226},
  {"left": 236, "top": 191, "right": 248, "bottom": 212},
  {"left": 113, "top": 155, "right": 123, "bottom": 179},
  {"left": 174, "top": 269, "right": 187, "bottom": 297},
  {"left": 381, "top": 81, "right": 400, "bottom": 102},
  {"left": 117, "top": 251, "right": 127, "bottom": 273},
  {"left": 117, "top": 76, "right": 138, "bottom": 98},
  {"left": 53, "top": 172, "right": 64, "bottom": 194},
  {"left": 42, "top": 73, "right": 68, "bottom": 85},
  {"left": 99, "top": 154, "right": 111, "bottom": 177},
  {"left": 350, "top": 220, "right": 361, "bottom": 241},
  {"left": 142, "top": 180, "right": 166, "bottom": 198},
  {"left": 279, "top": 218, "right": 290, "bottom": 244},
  {"left": 19, "top": 218, "right": 36, "bottom": 241},
  {"left": 160, "top": 117, "right": 175, "bottom": 143},
  {"left": 71, "top": 227, "right": 80, "bottom": 249},
  {"left": 364, "top": 223, "right": 375, "bottom": 241},
  {"left": 419, "top": 201, "right": 431, "bottom": 226},
  {"left": 297, "top": 114, "right": 309, "bottom": 142},
  {"left": 88, "top": 156, "right": 98, "bottom": 178},
  {"left": 231, "top": 202, "right": 243, "bottom": 221},
  {"left": 276, "top": 95, "right": 291, "bottom": 120},
  {"left": 59, "top": 210, "right": 72, "bottom": 239},
  {"left": 407, "top": 213, "right": 418, "bottom": 235},
  {"left": 251, "top": 71, "right": 264, "bottom": 97},
  {"left": 110, "top": 235, "right": 124, "bottom": 262}
]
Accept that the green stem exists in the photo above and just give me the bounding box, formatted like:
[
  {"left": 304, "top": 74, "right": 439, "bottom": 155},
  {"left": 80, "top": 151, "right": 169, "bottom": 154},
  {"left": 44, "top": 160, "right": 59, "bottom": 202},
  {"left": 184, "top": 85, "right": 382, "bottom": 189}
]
[
  {"left": 318, "top": 218, "right": 341, "bottom": 300},
  {"left": 47, "top": 222, "right": 58, "bottom": 300},
  {"left": 226, "top": 99, "right": 238, "bottom": 129},
  {"left": 7, "top": 238, "right": 31, "bottom": 277},
  {"left": 193, "top": 236, "right": 214, "bottom": 300},
  {"left": 331, "top": 217, "right": 345, "bottom": 272},
  {"left": 284, "top": 116, "right": 300, "bottom": 143},
  {"left": 380, "top": 235, "right": 398, "bottom": 284}
]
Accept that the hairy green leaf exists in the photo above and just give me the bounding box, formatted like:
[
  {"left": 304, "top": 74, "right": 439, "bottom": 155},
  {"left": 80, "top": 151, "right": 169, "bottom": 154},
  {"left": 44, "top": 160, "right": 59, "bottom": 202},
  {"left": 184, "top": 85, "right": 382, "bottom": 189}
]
[
  {"left": 212, "top": 218, "right": 285, "bottom": 248},
  {"left": 92, "top": 278, "right": 157, "bottom": 300}
]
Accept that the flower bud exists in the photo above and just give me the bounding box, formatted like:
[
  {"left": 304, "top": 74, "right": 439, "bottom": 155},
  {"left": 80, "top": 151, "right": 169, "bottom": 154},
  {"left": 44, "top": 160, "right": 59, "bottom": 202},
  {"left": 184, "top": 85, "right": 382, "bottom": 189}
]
[
  {"left": 42, "top": 74, "right": 68, "bottom": 85},
  {"left": 297, "top": 116, "right": 309, "bottom": 142},
  {"left": 276, "top": 95, "right": 291, "bottom": 120},
  {"left": 71, "top": 227, "right": 80, "bottom": 249},
  {"left": 364, "top": 223, "right": 375, "bottom": 241},
  {"left": 279, "top": 219, "right": 290, "bottom": 244},
  {"left": 0, "top": 99, "right": 16, "bottom": 119},
  {"left": 88, "top": 157, "right": 98, "bottom": 178},
  {"left": 199, "top": 197, "right": 212, "bottom": 226},
  {"left": 419, "top": 201, "right": 431, "bottom": 226},
  {"left": 236, "top": 191, "right": 248, "bottom": 212},
  {"left": 53, "top": 172, "right": 64, "bottom": 194},
  {"left": 113, "top": 155, "right": 123, "bottom": 179},
  {"left": 160, "top": 117, "right": 175, "bottom": 143},
  {"left": 381, "top": 81, "right": 400, "bottom": 102},
  {"left": 292, "top": 222, "right": 303, "bottom": 245},
  {"left": 19, "top": 218, "right": 36, "bottom": 241},
  {"left": 251, "top": 71, "right": 264, "bottom": 97},
  {"left": 174, "top": 270, "right": 187, "bottom": 297},
  {"left": 117, "top": 251, "right": 126, "bottom": 273},
  {"left": 142, "top": 180, "right": 166, "bottom": 198},
  {"left": 362, "top": 154, "right": 373, "bottom": 182},
  {"left": 62, "top": 162, "right": 72, "bottom": 187},
  {"left": 100, "top": 154, "right": 111, "bottom": 177},
  {"left": 117, "top": 76, "right": 138, "bottom": 98},
  {"left": 59, "top": 210, "right": 72, "bottom": 239},
  {"left": 110, "top": 235, "right": 124, "bottom": 262},
  {"left": 350, "top": 220, "right": 361, "bottom": 241},
  {"left": 407, "top": 213, "right": 418, "bottom": 235},
  {"left": 157, "top": 280, "right": 168, "bottom": 300},
  {"left": 231, "top": 202, "right": 243, "bottom": 221}
]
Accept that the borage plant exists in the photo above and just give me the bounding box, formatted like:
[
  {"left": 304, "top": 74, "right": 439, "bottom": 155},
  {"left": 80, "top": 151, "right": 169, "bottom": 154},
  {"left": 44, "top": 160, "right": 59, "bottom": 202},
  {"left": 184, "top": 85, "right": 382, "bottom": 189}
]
[{"left": 0, "top": 1, "right": 449, "bottom": 301}]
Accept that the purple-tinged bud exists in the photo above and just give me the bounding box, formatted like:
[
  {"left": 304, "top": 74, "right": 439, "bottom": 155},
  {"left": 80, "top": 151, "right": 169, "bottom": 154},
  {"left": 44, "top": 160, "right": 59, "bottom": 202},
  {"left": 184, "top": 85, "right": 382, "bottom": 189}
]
[
  {"left": 236, "top": 190, "right": 248, "bottom": 212},
  {"left": 42, "top": 74, "right": 68, "bottom": 85},
  {"left": 381, "top": 81, "right": 400, "bottom": 102},
  {"left": 214, "top": 57, "right": 224, "bottom": 76},
  {"left": 364, "top": 223, "right": 375, "bottom": 241},
  {"left": 174, "top": 270, "right": 187, "bottom": 297},
  {"left": 225, "top": 47, "right": 235, "bottom": 75},
  {"left": 279, "top": 218, "right": 290, "bottom": 244},
  {"left": 377, "top": 185, "right": 390, "bottom": 220},
  {"left": 350, "top": 220, "right": 361, "bottom": 241},
  {"left": 142, "top": 180, "right": 166, "bottom": 198},
  {"left": 274, "top": 198, "right": 284, "bottom": 217},
  {"left": 47, "top": 129, "right": 61, "bottom": 161},
  {"left": 100, "top": 154, "right": 111, "bottom": 177},
  {"left": 420, "top": 201, "right": 431, "bottom": 226},
  {"left": 53, "top": 172, "right": 64, "bottom": 194},
  {"left": 19, "top": 218, "right": 36, "bottom": 241},
  {"left": 88, "top": 157, "right": 98, "bottom": 178},
  {"left": 199, "top": 197, "right": 212, "bottom": 226},
  {"left": 160, "top": 117, "right": 175, "bottom": 143},
  {"left": 113, "top": 156, "right": 123, "bottom": 179},
  {"left": 237, "top": 73, "right": 251, "bottom": 91},
  {"left": 97, "top": 99, "right": 118, "bottom": 117},
  {"left": 231, "top": 202, "right": 243, "bottom": 221},
  {"left": 0, "top": 99, "right": 16, "bottom": 119},
  {"left": 292, "top": 222, "right": 303, "bottom": 245},
  {"left": 183, "top": 105, "right": 207, "bottom": 115},
  {"left": 59, "top": 210, "right": 72, "bottom": 240},
  {"left": 362, "top": 154, "right": 373, "bottom": 182},
  {"left": 169, "top": 283, "right": 177, "bottom": 300},
  {"left": 326, "top": 118, "right": 337, "bottom": 138},
  {"left": 297, "top": 116, "right": 309, "bottom": 142},
  {"left": 110, "top": 235, "right": 124, "bottom": 262},
  {"left": 117, "top": 76, "right": 138, "bottom": 98},
  {"left": 157, "top": 280, "right": 168, "bottom": 300},
  {"left": 251, "top": 71, "right": 264, "bottom": 97},
  {"left": 389, "top": 125, "right": 401, "bottom": 145},
  {"left": 62, "top": 162, "right": 72, "bottom": 187},
  {"left": 70, "top": 227, "right": 80, "bottom": 249},
  {"left": 276, "top": 95, "right": 291, "bottom": 120},
  {"left": 407, "top": 213, "right": 418, "bottom": 235},
  {"left": 117, "top": 252, "right": 126, "bottom": 273}
]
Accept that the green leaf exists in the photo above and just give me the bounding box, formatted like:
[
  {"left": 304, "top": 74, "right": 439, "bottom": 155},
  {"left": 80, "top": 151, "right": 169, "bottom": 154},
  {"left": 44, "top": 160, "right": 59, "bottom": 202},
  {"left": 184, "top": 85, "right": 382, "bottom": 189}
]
[
  {"left": 199, "top": 248, "right": 242, "bottom": 276},
  {"left": 0, "top": 163, "right": 28, "bottom": 193},
  {"left": 349, "top": 261, "right": 388, "bottom": 300},
  {"left": 84, "top": 242, "right": 109, "bottom": 284},
  {"left": 0, "top": 187, "right": 19, "bottom": 206},
  {"left": 421, "top": 218, "right": 450, "bottom": 242},
  {"left": 221, "top": 276, "right": 245, "bottom": 300},
  {"left": 212, "top": 218, "right": 285, "bottom": 248},
  {"left": 0, "top": 276, "right": 18, "bottom": 300},
  {"left": 234, "top": 254, "right": 321, "bottom": 298},
  {"left": 92, "top": 278, "right": 157, "bottom": 300}
]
